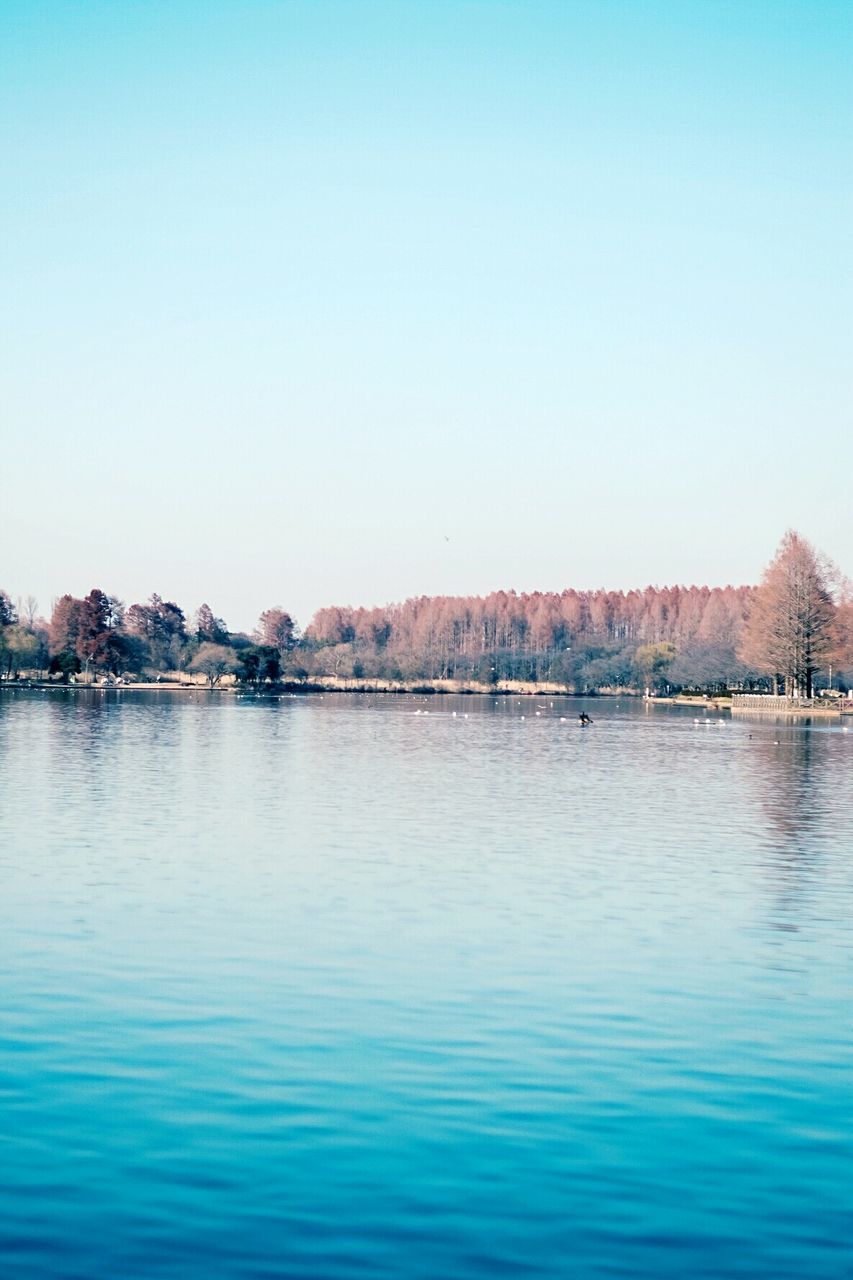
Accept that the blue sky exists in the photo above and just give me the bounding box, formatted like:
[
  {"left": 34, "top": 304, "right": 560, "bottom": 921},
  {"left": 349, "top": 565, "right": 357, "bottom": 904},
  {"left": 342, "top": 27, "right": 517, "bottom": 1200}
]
[{"left": 2, "top": 1, "right": 851, "bottom": 631}]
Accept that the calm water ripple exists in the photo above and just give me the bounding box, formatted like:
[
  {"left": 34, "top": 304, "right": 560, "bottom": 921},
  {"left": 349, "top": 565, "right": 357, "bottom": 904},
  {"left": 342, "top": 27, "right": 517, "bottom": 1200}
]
[{"left": 1, "top": 690, "right": 852, "bottom": 1278}]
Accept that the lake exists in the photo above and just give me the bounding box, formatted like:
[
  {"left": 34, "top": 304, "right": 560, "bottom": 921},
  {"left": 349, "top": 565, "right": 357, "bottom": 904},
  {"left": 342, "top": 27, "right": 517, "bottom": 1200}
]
[{"left": 1, "top": 690, "right": 851, "bottom": 1278}]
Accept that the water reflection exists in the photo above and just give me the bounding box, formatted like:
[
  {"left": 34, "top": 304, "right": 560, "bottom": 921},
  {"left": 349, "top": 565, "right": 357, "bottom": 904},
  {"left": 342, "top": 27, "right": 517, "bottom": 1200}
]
[{"left": 738, "top": 719, "right": 837, "bottom": 932}]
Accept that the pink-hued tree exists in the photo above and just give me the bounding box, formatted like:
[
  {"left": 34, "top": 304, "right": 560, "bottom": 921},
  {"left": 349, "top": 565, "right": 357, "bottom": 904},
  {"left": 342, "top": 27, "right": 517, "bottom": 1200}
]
[
  {"left": 48, "top": 589, "right": 126, "bottom": 675},
  {"left": 738, "top": 531, "right": 836, "bottom": 697},
  {"left": 257, "top": 607, "right": 296, "bottom": 651}
]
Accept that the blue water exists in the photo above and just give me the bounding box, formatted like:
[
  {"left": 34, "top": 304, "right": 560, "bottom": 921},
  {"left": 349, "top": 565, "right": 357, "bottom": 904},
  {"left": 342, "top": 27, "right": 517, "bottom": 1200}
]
[{"left": 1, "top": 690, "right": 851, "bottom": 1278}]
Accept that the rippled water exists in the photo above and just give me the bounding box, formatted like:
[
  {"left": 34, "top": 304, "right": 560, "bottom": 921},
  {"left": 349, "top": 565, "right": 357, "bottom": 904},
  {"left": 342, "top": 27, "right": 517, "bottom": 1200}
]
[{"left": 1, "top": 690, "right": 851, "bottom": 1278}]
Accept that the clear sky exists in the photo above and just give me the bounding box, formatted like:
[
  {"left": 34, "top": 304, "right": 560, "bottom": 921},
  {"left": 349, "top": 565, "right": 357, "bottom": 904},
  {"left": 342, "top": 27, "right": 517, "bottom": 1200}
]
[{"left": 2, "top": 0, "right": 851, "bottom": 632}]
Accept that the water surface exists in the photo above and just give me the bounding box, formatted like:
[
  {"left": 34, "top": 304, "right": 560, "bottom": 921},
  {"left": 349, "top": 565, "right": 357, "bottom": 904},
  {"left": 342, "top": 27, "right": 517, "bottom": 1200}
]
[{"left": 1, "top": 691, "right": 851, "bottom": 1278}]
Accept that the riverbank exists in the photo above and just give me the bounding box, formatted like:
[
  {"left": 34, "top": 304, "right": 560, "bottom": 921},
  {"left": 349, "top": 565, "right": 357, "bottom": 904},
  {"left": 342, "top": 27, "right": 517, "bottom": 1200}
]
[
  {"left": 3, "top": 676, "right": 635, "bottom": 697},
  {"left": 646, "top": 694, "right": 732, "bottom": 711},
  {"left": 730, "top": 693, "right": 852, "bottom": 717},
  {"left": 16, "top": 680, "right": 844, "bottom": 710}
]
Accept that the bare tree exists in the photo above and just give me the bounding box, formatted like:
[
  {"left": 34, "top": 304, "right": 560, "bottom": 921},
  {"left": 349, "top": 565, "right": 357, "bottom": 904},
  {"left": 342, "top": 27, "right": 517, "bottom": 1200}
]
[
  {"left": 831, "top": 579, "right": 853, "bottom": 685},
  {"left": 15, "top": 595, "right": 38, "bottom": 627},
  {"left": 188, "top": 642, "right": 238, "bottom": 687},
  {"left": 739, "top": 530, "right": 836, "bottom": 697}
]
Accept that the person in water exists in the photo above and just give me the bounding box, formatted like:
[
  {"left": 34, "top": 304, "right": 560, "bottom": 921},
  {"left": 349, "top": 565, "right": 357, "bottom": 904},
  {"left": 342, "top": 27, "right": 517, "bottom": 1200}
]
[{"left": 578, "top": 711, "right": 593, "bottom": 725}]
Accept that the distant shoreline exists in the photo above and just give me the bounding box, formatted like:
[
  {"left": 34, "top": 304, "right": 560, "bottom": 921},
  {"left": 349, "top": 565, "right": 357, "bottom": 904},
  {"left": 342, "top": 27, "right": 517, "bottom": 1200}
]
[
  {"left": 0, "top": 678, "right": 731, "bottom": 707},
  {"left": 2, "top": 678, "right": 601, "bottom": 696}
]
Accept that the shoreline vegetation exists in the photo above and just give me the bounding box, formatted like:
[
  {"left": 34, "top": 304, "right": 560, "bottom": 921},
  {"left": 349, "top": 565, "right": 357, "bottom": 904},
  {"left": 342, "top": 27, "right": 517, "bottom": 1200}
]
[{"left": 3, "top": 531, "right": 852, "bottom": 700}]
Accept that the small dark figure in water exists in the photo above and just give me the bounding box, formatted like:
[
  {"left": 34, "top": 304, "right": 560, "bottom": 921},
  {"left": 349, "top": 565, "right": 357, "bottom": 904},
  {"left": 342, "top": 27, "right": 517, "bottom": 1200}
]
[{"left": 578, "top": 711, "right": 593, "bottom": 726}]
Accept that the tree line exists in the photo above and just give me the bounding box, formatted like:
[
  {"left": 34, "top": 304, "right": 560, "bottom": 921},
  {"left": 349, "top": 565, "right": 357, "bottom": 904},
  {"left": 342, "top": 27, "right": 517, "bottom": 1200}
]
[
  {"left": 0, "top": 593, "right": 297, "bottom": 688},
  {"left": 2, "top": 532, "right": 851, "bottom": 694}
]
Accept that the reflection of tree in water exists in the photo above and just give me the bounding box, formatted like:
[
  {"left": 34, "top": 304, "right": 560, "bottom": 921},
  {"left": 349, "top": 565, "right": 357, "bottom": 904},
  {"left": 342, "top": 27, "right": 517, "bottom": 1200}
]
[{"left": 751, "top": 722, "right": 832, "bottom": 930}]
